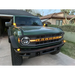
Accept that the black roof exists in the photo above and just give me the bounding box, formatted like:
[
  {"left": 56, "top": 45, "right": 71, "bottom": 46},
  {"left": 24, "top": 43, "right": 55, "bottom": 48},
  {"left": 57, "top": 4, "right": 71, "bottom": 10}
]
[{"left": 0, "top": 9, "right": 34, "bottom": 16}]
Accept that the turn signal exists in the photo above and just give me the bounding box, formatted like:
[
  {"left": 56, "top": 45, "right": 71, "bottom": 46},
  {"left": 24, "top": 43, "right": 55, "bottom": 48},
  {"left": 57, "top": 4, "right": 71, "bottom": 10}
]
[
  {"left": 17, "top": 48, "right": 20, "bottom": 52},
  {"left": 13, "top": 23, "right": 17, "bottom": 27},
  {"left": 43, "top": 23, "right": 46, "bottom": 27},
  {"left": 63, "top": 40, "right": 66, "bottom": 43},
  {"left": 18, "top": 38, "right": 20, "bottom": 43}
]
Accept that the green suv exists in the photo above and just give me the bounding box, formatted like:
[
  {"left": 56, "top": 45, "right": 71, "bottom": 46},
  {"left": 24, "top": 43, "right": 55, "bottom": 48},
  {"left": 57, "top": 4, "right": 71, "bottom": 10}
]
[{"left": 5, "top": 15, "right": 65, "bottom": 65}]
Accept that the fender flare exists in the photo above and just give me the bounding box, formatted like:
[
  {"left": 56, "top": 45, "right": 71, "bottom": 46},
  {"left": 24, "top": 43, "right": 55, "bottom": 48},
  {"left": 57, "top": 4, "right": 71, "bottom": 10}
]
[{"left": 9, "top": 36, "right": 18, "bottom": 48}]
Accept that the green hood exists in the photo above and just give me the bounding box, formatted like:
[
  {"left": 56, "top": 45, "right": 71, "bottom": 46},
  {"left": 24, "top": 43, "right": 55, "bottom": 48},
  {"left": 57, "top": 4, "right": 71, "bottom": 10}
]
[{"left": 20, "top": 26, "right": 63, "bottom": 35}]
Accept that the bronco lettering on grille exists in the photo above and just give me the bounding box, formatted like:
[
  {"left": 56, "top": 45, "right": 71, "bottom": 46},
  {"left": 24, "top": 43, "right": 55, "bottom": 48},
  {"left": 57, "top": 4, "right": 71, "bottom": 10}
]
[{"left": 30, "top": 36, "right": 62, "bottom": 42}]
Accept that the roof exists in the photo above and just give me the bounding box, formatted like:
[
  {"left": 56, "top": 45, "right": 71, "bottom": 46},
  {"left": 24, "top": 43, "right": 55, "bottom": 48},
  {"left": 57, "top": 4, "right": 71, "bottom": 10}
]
[
  {"left": 0, "top": 9, "right": 34, "bottom": 16},
  {"left": 40, "top": 12, "right": 63, "bottom": 19},
  {"left": 67, "top": 15, "right": 75, "bottom": 18},
  {"left": 40, "top": 12, "right": 75, "bottom": 20}
]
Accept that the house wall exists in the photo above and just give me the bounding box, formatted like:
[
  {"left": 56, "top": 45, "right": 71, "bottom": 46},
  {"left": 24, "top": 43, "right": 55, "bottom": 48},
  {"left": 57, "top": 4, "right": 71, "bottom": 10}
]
[
  {"left": 56, "top": 13, "right": 64, "bottom": 17},
  {"left": 47, "top": 18, "right": 71, "bottom": 25},
  {"left": 48, "top": 19, "right": 56, "bottom": 25}
]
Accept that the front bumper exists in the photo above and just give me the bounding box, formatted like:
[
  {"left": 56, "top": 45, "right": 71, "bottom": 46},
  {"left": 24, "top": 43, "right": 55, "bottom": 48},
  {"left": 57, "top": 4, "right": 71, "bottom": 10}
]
[{"left": 14, "top": 42, "right": 64, "bottom": 58}]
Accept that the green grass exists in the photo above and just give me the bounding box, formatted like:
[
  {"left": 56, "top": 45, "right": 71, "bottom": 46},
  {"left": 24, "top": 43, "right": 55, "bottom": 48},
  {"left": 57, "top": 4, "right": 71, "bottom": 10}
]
[{"left": 61, "top": 40, "right": 75, "bottom": 59}]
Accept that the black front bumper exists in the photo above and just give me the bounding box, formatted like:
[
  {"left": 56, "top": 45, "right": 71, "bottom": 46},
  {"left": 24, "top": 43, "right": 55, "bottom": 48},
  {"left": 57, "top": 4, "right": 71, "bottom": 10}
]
[{"left": 14, "top": 42, "right": 64, "bottom": 58}]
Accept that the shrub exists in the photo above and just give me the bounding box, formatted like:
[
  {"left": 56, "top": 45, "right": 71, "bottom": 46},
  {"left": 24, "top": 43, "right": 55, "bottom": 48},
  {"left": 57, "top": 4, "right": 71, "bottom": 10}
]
[{"left": 48, "top": 24, "right": 75, "bottom": 32}]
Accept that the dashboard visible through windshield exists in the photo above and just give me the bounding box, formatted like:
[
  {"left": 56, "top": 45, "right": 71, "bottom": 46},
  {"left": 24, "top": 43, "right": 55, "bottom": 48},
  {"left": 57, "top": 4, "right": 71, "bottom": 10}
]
[{"left": 15, "top": 16, "right": 43, "bottom": 26}]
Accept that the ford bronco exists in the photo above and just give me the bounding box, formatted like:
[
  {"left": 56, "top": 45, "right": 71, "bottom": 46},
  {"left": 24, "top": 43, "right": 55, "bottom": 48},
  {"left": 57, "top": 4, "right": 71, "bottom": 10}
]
[{"left": 5, "top": 15, "right": 65, "bottom": 65}]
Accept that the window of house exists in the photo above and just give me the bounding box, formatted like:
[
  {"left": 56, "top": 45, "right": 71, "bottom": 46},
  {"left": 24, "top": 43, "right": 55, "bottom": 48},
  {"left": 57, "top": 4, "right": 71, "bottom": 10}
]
[{"left": 56, "top": 20, "right": 63, "bottom": 26}]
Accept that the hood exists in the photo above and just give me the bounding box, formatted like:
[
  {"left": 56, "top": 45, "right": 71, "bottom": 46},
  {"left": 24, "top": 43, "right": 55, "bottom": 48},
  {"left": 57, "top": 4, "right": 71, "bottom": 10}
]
[{"left": 19, "top": 26, "right": 63, "bottom": 35}]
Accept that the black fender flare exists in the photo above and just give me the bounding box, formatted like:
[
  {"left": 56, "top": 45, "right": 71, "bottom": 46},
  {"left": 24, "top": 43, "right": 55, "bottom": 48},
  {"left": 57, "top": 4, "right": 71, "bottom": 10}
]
[{"left": 9, "top": 36, "right": 18, "bottom": 48}]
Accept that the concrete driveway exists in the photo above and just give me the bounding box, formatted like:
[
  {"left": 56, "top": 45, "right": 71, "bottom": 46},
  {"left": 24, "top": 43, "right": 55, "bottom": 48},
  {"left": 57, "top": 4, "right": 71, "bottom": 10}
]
[{"left": 0, "top": 36, "right": 75, "bottom": 65}]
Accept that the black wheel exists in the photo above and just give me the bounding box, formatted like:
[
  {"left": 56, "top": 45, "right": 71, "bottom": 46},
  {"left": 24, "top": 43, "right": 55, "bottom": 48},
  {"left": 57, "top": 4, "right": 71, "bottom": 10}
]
[
  {"left": 10, "top": 44, "right": 23, "bottom": 65},
  {"left": 50, "top": 47, "right": 61, "bottom": 55}
]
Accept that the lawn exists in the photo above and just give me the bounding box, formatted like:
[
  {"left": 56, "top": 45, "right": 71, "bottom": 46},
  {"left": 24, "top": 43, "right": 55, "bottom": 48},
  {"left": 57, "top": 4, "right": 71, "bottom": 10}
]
[{"left": 61, "top": 40, "right": 75, "bottom": 59}]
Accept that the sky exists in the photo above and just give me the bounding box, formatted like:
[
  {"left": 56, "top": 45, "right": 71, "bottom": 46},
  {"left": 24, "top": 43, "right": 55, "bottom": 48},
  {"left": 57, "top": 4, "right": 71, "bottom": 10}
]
[{"left": 33, "top": 7, "right": 61, "bottom": 16}]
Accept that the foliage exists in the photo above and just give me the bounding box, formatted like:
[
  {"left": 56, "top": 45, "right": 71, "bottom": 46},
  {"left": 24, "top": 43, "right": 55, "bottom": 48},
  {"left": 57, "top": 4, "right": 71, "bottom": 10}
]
[
  {"left": 36, "top": 13, "right": 42, "bottom": 17},
  {"left": 48, "top": 24, "right": 75, "bottom": 32},
  {"left": 61, "top": 7, "right": 71, "bottom": 24},
  {"left": 60, "top": 25, "right": 75, "bottom": 32},
  {"left": 61, "top": 9, "right": 71, "bottom": 14}
]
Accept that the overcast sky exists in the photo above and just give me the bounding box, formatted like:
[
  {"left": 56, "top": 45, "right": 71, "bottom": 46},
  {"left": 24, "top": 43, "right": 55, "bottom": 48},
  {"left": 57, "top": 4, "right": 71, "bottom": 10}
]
[{"left": 34, "top": 7, "right": 61, "bottom": 16}]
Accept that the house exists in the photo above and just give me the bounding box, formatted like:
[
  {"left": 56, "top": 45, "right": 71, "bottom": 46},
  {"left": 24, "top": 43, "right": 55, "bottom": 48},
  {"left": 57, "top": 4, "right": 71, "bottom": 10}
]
[
  {"left": 0, "top": 10, "right": 34, "bottom": 36},
  {"left": 40, "top": 12, "right": 75, "bottom": 25}
]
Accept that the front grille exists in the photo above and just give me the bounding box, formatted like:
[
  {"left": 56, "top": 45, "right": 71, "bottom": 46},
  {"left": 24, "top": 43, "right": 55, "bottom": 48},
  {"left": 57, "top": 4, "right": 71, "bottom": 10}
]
[
  {"left": 35, "top": 33, "right": 63, "bottom": 45},
  {"left": 20, "top": 32, "right": 63, "bottom": 47},
  {"left": 36, "top": 33, "right": 62, "bottom": 39}
]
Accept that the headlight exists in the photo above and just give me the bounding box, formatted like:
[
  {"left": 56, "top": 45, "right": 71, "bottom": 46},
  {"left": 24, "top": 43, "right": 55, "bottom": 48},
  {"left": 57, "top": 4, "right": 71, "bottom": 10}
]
[{"left": 21, "top": 37, "right": 30, "bottom": 45}]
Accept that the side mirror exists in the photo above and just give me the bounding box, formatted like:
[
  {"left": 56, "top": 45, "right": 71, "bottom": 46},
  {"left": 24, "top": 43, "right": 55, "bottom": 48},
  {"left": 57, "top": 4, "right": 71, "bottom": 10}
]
[
  {"left": 43, "top": 23, "right": 48, "bottom": 27},
  {"left": 5, "top": 22, "right": 12, "bottom": 27}
]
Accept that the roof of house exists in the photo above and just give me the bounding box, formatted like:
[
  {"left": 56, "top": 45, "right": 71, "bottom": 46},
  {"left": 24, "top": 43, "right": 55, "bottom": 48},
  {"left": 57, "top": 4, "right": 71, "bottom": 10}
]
[
  {"left": 0, "top": 10, "right": 34, "bottom": 16},
  {"left": 40, "top": 12, "right": 75, "bottom": 20},
  {"left": 67, "top": 15, "right": 75, "bottom": 18}
]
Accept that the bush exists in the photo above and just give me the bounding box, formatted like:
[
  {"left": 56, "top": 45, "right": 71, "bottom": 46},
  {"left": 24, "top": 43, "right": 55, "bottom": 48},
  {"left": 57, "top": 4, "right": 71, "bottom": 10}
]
[
  {"left": 48, "top": 24, "right": 59, "bottom": 28},
  {"left": 60, "top": 25, "right": 75, "bottom": 32},
  {"left": 48, "top": 24, "right": 75, "bottom": 32}
]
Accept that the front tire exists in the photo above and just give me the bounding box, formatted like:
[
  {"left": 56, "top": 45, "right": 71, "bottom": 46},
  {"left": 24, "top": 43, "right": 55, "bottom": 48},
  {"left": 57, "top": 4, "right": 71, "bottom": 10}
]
[{"left": 10, "top": 44, "right": 23, "bottom": 65}]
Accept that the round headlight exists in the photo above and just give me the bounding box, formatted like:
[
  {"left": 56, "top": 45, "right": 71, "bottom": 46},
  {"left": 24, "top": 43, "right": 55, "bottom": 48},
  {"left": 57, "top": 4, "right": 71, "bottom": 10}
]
[{"left": 21, "top": 37, "right": 30, "bottom": 45}]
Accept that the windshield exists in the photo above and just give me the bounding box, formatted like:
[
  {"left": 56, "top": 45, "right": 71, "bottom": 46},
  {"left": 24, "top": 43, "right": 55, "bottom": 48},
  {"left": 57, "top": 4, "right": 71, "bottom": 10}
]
[{"left": 15, "top": 16, "right": 43, "bottom": 26}]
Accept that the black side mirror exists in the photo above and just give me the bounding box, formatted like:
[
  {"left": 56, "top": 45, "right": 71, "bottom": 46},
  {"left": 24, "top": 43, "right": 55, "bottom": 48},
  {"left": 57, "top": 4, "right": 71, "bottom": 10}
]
[{"left": 5, "top": 22, "right": 12, "bottom": 27}]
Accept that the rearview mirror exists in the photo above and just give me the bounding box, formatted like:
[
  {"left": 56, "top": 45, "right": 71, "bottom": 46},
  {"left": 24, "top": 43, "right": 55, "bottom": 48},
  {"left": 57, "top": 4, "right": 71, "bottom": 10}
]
[{"left": 5, "top": 22, "right": 12, "bottom": 27}]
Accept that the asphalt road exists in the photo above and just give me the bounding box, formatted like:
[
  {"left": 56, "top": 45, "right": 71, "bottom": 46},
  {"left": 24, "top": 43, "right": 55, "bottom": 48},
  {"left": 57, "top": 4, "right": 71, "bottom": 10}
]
[{"left": 0, "top": 36, "right": 75, "bottom": 65}]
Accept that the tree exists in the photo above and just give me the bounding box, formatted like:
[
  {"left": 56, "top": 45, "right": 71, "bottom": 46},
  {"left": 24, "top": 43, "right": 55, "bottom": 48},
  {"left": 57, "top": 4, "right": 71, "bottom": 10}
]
[
  {"left": 61, "top": 9, "right": 71, "bottom": 24},
  {"left": 70, "top": 11, "right": 75, "bottom": 15},
  {"left": 61, "top": 9, "right": 70, "bottom": 14},
  {"left": 36, "top": 13, "right": 42, "bottom": 17}
]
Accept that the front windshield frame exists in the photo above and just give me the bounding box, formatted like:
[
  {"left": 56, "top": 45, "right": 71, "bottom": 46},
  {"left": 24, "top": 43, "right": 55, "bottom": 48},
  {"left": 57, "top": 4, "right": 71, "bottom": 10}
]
[{"left": 14, "top": 16, "right": 43, "bottom": 26}]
